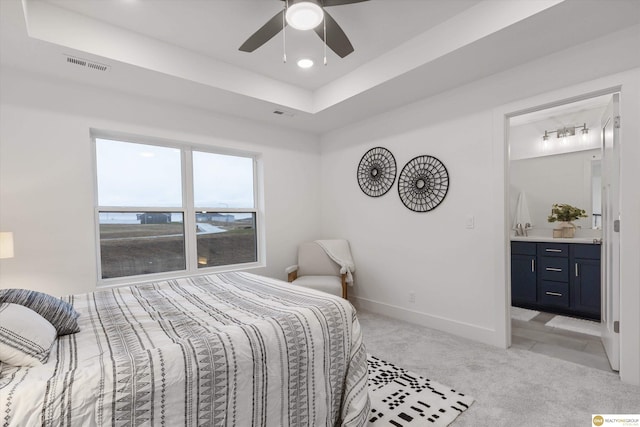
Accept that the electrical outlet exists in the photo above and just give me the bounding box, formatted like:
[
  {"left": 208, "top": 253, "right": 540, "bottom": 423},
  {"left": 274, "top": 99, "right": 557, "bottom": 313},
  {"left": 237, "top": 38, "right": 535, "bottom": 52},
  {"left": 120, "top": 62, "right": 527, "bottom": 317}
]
[{"left": 409, "top": 292, "right": 416, "bottom": 303}]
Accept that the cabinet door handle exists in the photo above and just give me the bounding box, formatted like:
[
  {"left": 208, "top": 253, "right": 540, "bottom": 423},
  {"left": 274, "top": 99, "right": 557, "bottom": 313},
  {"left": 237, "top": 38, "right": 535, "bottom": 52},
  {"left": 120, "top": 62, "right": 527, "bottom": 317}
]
[
  {"left": 545, "top": 248, "right": 562, "bottom": 253},
  {"left": 545, "top": 267, "right": 562, "bottom": 272},
  {"left": 531, "top": 259, "right": 535, "bottom": 273},
  {"left": 575, "top": 263, "right": 579, "bottom": 277},
  {"left": 545, "top": 291, "right": 563, "bottom": 297}
]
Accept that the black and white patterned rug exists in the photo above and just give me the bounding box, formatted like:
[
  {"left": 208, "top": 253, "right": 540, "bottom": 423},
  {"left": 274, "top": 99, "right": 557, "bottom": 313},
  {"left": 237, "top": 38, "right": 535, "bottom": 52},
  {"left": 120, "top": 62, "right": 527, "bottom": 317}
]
[{"left": 367, "top": 355, "right": 474, "bottom": 426}]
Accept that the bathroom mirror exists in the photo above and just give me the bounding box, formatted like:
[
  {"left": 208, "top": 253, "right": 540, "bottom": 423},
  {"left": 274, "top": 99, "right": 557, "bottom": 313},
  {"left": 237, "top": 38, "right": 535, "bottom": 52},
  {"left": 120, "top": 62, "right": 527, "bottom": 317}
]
[{"left": 510, "top": 149, "right": 601, "bottom": 231}]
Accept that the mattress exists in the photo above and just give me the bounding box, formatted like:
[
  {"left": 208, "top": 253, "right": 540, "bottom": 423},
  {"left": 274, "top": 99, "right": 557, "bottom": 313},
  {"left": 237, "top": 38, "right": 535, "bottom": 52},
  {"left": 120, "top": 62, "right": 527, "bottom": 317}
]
[{"left": 0, "top": 272, "right": 370, "bottom": 426}]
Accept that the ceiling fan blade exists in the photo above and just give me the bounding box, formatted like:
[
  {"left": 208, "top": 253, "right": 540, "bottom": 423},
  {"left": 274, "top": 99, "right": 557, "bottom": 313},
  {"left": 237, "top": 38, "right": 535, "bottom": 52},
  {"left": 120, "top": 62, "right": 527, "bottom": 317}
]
[
  {"left": 239, "top": 10, "right": 286, "bottom": 52},
  {"left": 314, "top": 10, "right": 354, "bottom": 58},
  {"left": 321, "top": 0, "right": 369, "bottom": 6}
]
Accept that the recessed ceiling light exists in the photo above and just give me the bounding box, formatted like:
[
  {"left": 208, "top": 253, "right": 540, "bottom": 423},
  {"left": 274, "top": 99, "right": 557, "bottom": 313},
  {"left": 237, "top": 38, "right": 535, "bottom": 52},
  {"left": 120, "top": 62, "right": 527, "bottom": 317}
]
[{"left": 297, "top": 58, "right": 314, "bottom": 69}]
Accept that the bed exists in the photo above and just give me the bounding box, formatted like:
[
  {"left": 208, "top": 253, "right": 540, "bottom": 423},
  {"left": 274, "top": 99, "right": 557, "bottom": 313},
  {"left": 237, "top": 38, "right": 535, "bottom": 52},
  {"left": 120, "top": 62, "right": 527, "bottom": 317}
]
[{"left": 0, "top": 272, "right": 370, "bottom": 426}]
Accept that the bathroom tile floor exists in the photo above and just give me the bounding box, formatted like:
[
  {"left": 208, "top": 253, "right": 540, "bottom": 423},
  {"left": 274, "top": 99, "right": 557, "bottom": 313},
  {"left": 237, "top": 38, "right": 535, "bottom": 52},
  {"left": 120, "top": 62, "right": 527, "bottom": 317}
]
[{"left": 511, "top": 311, "right": 613, "bottom": 372}]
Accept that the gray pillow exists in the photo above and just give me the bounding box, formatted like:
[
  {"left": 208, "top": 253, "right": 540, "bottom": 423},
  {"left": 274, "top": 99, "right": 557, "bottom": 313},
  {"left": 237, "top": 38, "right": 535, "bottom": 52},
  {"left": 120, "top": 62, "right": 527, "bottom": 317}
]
[{"left": 0, "top": 289, "right": 80, "bottom": 335}]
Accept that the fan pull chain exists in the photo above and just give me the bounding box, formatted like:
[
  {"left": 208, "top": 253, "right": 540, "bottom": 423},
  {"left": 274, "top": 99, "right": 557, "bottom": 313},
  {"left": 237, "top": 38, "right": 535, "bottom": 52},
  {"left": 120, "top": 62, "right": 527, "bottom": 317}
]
[
  {"left": 323, "top": 15, "right": 327, "bottom": 66},
  {"left": 283, "top": 1, "right": 287, "bottom": 63}
]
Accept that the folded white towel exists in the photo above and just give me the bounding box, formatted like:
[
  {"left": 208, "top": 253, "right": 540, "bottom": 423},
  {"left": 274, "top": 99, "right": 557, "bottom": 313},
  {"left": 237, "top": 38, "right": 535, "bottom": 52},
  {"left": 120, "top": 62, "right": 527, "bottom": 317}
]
[{"left": 315, "top": 239, "right": 355, "bottom": 284}]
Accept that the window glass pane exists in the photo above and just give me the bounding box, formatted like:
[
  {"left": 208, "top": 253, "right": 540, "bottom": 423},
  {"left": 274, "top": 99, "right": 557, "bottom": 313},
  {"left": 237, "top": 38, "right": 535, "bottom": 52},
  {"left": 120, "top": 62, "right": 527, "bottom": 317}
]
[
  {"left": 96, "top": 139, "right": 182, "bottom": 207},
  {"left": 193, "top": 151, "right": 254, "bottom": 208},
  {"left": 196, "top": 212, "right": 257, "bottom": 268},
  {"left": 99, "top": 212, "right": 185, "bottom": 278}
]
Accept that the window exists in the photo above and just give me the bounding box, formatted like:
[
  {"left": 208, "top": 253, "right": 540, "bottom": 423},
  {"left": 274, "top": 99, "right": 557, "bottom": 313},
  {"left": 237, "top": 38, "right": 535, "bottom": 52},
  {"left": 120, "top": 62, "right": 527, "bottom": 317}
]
[{"left": 94, "top": 136, "right": 259, "bottom": 282}]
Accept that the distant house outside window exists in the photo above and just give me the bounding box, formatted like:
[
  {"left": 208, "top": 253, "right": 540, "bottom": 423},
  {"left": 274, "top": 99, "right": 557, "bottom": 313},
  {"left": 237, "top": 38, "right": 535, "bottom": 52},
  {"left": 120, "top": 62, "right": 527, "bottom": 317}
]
[{"left": 93, "top": 135, "right": 260, "bottom": 283}]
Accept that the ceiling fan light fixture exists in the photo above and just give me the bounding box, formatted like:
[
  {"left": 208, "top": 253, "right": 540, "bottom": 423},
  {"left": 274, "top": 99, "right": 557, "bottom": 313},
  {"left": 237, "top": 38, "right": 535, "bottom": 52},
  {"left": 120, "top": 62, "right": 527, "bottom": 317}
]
[{"left": 286, "top": 1, "right": 324, "bottom": 31}]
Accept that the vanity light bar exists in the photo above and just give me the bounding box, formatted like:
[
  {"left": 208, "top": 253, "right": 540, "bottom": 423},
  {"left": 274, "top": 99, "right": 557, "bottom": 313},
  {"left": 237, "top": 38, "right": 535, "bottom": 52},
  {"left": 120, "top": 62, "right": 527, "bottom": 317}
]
[{"left": 542, "top": 123, "right": 588, "bottom": 141}]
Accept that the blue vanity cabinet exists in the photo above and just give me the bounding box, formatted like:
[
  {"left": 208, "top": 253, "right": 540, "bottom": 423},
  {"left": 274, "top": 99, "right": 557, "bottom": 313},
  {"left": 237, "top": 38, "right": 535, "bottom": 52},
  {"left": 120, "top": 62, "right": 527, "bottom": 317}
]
[
  {"left": 511, "top": 242, "right": 537, "bottom": 306},
  {"left": 570, "top": 244, "right": 601, "bottom": 320},
  {"left": 511, "top": 240, "right": 601, "bottom": 321}
]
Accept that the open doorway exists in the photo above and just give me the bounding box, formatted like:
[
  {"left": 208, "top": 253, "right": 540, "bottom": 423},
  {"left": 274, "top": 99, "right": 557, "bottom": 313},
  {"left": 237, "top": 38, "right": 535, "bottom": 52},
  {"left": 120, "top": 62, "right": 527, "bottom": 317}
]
[{"left": 506, "top": 91, "right": 620, "bottom": 373}]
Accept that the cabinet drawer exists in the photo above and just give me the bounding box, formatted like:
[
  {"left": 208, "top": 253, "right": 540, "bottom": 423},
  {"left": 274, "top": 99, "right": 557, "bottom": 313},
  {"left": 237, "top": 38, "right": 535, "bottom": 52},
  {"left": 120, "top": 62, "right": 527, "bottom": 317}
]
[
  {"left": 511, "top": 241, "right": 536, "bottom": 256},
  {"left": 540, "top": 257, "right": 569, "bottom": 282},
  {"left": 540, "top": 281, "right": 569, "bottom": 307},
  {"left": 571, "top": 243, "right": 601, "bottom": 260},
  {"left": 537, "top": 242, "right": 569, "bottom": 257}
]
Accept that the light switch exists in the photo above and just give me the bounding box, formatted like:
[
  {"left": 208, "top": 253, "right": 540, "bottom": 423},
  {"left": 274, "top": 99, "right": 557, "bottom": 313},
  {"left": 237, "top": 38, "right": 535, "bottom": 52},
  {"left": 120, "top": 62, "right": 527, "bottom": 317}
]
[{"left": 466, "top": 215, "right": 475, "bottom": 229}]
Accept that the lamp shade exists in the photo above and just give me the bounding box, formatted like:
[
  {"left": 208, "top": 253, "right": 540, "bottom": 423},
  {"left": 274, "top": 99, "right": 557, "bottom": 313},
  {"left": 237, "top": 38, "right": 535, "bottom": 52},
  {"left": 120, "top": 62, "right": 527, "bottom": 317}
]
[{"left": 0, "top": 232, "right": 14, "bottom": 259}]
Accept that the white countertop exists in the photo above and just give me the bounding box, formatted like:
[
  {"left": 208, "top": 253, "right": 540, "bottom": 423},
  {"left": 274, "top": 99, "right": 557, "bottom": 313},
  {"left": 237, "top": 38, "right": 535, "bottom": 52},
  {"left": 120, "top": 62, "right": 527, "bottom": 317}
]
[
  {"left": 510, "top": 228, "right": 602, "bottom": 244},
  {"left": 510, "top": 235, "right": 601, "bottom": 244}
]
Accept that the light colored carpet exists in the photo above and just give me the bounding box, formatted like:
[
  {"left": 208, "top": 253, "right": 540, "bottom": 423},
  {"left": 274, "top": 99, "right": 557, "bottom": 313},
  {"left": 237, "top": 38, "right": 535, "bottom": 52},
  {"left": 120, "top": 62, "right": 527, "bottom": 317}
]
[
  {"left": 545, "top": 315, "right": 600, "bottom": 337},
  {"left": 510, "top": 306, "right": 540, "bottom": 322},
  {"left": 367, "top": 354, "right": 474, "bottom": 426},
  {"left": 357, "top": 310, "right": 640, "bottom": 427}
]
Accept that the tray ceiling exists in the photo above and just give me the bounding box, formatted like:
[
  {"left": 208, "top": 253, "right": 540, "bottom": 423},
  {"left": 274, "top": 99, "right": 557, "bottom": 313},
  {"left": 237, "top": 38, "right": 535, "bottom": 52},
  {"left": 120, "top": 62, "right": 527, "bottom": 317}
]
[{"left": 1, "top": 0, "right": 639, "bottom": 133}]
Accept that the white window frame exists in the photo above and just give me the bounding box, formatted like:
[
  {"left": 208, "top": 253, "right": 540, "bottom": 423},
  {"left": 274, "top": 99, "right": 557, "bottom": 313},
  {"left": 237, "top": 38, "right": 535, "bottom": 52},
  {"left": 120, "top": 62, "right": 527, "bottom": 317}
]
[{"left": 91, "top": 130, "right": 264, "bottom": 287}]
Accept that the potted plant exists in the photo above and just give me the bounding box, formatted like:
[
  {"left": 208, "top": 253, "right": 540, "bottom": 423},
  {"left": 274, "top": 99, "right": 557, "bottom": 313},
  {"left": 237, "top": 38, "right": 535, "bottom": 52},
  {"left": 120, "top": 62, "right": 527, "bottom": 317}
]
[{"left": 547, "top": 203, "right": 588, "bottom": 238}]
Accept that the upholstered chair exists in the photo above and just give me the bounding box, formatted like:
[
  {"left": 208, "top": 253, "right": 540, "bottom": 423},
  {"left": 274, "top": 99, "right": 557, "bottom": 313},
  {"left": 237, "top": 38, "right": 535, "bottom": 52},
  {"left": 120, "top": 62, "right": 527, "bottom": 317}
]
[{"left": 286, "top": 242, "right": 348, "bottom": 299}]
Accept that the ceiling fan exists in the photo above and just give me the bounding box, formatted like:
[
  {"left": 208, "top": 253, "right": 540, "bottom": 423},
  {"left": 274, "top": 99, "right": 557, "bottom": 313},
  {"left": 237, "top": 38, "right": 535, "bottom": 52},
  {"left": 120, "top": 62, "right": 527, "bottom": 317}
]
[{"left": 239, "top": 0, "right": 369, "bottom": 59}]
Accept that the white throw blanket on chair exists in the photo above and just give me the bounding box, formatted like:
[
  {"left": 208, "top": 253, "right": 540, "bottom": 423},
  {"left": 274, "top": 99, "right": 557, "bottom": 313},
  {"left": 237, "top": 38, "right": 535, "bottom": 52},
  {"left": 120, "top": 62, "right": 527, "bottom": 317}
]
[{"left": 315, "top": 239, "right": 356, "bottom": 284}]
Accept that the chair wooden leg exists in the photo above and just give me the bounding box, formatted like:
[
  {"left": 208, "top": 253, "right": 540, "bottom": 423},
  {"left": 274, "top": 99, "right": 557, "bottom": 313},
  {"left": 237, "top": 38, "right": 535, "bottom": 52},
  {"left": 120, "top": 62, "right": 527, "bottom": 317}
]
[{"left": 341, "top": 274, "right": 348, "bottom": 299}]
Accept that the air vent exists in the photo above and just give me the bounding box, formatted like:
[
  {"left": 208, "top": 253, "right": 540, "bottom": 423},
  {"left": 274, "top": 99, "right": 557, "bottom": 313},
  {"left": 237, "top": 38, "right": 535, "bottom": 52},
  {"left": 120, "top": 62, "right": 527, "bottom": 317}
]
[
  {"left": 273, "top": 109, "right": 295, "bottom": 117},
  {"left": 64, "top": 55, "right": 110, "bottom": 72}
]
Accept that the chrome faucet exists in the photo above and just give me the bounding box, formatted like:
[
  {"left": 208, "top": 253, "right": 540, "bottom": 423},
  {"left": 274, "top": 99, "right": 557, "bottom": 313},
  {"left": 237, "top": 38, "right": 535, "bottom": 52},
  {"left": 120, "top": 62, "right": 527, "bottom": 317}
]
[{"left": 515, "top": 223, "right": 531, "bottom": 237}]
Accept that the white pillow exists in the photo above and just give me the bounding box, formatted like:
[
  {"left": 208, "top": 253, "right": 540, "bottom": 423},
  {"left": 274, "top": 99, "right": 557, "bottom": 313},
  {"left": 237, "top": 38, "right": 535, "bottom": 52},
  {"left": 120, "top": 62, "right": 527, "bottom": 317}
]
[{"left": 0, "top": 303, "right": 57, "bottom": 367}]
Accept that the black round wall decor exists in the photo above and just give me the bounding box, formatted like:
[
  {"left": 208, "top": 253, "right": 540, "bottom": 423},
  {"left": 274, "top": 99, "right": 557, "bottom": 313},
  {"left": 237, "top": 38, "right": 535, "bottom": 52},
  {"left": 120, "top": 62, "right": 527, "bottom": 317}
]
[
  {"left": 357, "top": 147, "right": 397, "bottom": 197},
  {"left": 398, "top": 155, "right": 449, "bottom": 212}
]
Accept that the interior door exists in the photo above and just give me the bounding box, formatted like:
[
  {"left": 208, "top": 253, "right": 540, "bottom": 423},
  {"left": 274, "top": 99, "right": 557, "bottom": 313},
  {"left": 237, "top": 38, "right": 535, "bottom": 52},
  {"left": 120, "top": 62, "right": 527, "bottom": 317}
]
[{"left": 600, "top": 93, "right": 620, "bottom": 371}]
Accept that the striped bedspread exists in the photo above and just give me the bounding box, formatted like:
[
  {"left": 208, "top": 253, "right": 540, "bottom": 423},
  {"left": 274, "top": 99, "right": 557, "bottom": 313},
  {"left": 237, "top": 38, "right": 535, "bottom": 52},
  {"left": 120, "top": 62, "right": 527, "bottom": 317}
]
[{"left": 0, "top": 272, "right": 370, "bottom": 426}]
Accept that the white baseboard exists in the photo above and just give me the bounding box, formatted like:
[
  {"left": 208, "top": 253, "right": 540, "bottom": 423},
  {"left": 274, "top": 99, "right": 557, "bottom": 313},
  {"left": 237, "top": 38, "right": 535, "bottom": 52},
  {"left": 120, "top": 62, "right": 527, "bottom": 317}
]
[{"left": 351, "top": 296, "right": 502, "bottom": 347}]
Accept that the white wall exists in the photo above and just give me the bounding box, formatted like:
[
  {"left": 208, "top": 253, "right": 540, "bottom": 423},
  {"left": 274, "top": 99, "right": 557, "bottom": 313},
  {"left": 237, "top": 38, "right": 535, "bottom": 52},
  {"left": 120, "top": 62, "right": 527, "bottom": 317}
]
[
  {"left": 510, "top": 149, "right": 600, "bottom": 231},
  {"left": 321, "top": 112, "right": 498, "bottom": 339},
  {"left": 0, "top": 67, "right": 322, "bottom": 295},
  {"left": 320, "top": 27, "right": 640, "bottom": 385}
]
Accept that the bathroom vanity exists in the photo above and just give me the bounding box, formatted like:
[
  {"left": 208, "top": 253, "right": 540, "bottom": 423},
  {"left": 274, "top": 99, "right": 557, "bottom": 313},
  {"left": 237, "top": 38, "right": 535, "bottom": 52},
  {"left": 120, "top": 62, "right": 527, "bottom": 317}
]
[{"left": 511, "top": 236, "right": 601, "bottom": 321}]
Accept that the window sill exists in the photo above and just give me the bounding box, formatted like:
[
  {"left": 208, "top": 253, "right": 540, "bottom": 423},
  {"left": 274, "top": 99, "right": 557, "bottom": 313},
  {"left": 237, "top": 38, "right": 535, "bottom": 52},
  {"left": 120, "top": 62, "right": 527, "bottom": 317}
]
[{"left": 96, "top": 261, "right": 266, "bottom": 289}]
